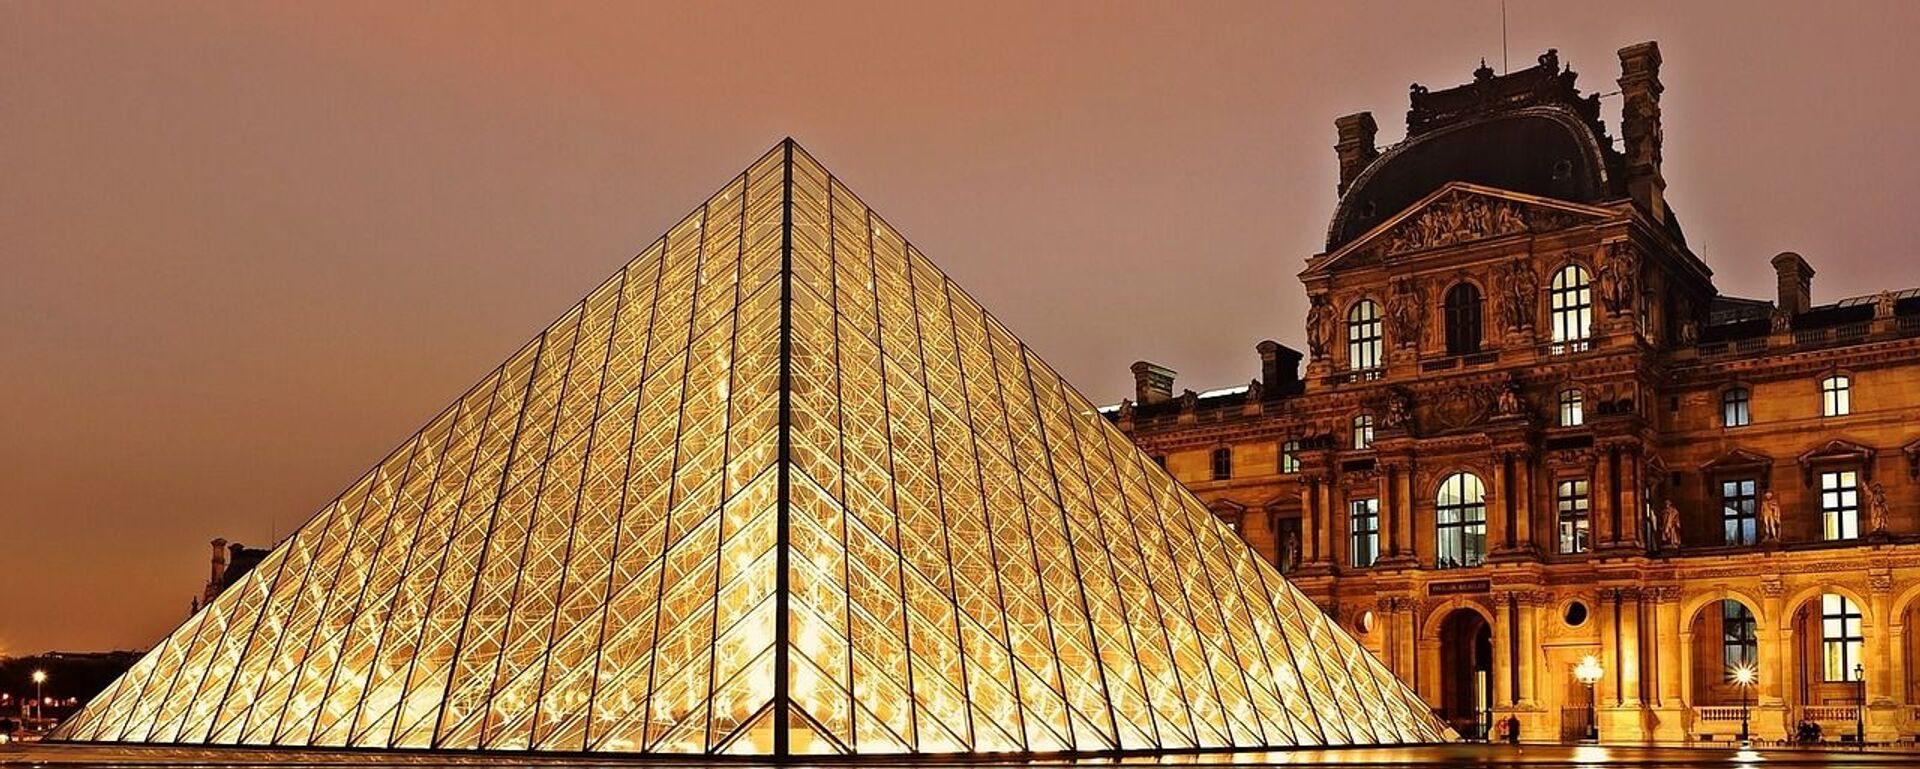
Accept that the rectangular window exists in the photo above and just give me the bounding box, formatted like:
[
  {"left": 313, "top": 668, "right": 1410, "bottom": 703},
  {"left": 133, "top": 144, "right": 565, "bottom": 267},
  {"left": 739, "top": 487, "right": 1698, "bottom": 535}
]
[
  {"left": 1558, "top": 389, "right": 1584, "bottom": 427},
  {"left": 1721, "top": 602, "right": 1757, "bottom": 680},
  {"left": 1349, "top": 498, "right": 1379, "bottom": 568},
  {"left": 1435, "top": 474, "right": 1487, "bottom": 569},
  {"left": 1821, "top": 594, "right": 1865, "bottom": 682},
  {"left": 1279, "top": 439, "right": 1300, "bottom": 474},
  {"left": 1820, "top": 470, "right": 1859, "bottom": 540},
  {"left": 1822, "top": 376, "right": 1851, "bottom": 417},
  {"left": 1210, "top": 447, "right": 1232, "bottom": 481},
  {"left": 1352, "top": 415, "right": 1374, "bottom": 451},
  {"left": 1722, "top": 387, "right": 1751, "bottom": 427},
  {"left": 1557, "top": 479, "right": 1591, "bottom": 554},
  {"left": 1720, "top": 479, "right": 1757, "bottom": 546}
]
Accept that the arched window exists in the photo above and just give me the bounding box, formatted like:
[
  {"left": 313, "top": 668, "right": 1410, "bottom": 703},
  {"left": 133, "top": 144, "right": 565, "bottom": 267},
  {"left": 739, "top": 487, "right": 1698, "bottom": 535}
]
[
  {"left": 1210, "top": 447, "right": 1232, "bottom": 481},
  {"left": 1347, "top": 300, "right": 1383, "bottom": 373},
  {"left": 1435, "top": 472, "right": 1487, "bottom": 569},
  {"left": 1550, "top": 265, "right": 1592, "bottom": 349},
  {"left": 1443, "top": 282, "right": 1484, "bottom": 355},
  {"left": 1352, "top": 414, "right": 1374, "bottom": 450},
  {"left": 1720, "top": 600, "right": 1757, "bottom": 681},
  {"left": 1722, "top": 386, "right": 1751, "bottom": 427},
  {"left": 1557, "top": 387, "right": 1584, "bottom": 427},
  {"left": 1820, "top": 375, "right": 1851, "bottom": 417},
  {"left": 1820, "top": 594, "right": 1864, "bottom": 682}
]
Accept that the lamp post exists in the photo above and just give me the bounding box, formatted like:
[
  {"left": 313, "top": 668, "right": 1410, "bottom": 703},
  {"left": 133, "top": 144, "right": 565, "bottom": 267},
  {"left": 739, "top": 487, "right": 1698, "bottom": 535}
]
[
  {"left": 1574, "top": 654, "right": 1603, "bottom": 743},
  {"left": 1732, "top": 664, "right": 1756, "bottom": 745},
  {"left": 1853, "top": 662, "right": 1865, "bottom": 746},
  {"left": 30, "top": 670, "right": 46, "bottom": 722}
]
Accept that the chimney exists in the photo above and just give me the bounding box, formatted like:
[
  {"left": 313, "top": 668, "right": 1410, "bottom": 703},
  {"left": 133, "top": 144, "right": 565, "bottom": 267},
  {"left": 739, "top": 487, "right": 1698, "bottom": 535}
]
[
  {"left": 1771, "top": 252, "right": 1815, "bottom": 315},
  {"left": 1617, "top": 42, "right": 1666, "bottom": 221},
  {"left": 1256, "top": 340, "right": 1303, "bottom": 392},
  {"left": 209, "top": 538, "right": 230, "bottom": 590},
  {"left": 1130, "top": 361, "right": 1176, "bottom": 405},
  {"left": 1334, "top": 112, "right": 1379, "bottom": 196}
]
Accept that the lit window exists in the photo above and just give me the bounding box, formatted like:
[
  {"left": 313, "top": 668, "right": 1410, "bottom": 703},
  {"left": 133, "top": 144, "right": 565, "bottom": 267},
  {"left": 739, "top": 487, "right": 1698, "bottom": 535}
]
[
  {"left": 1352, "top": 414, "right": 1374, "bottom": 450},
  {"left": 1444, "top": 282, "right": 1483, "bottom": 355},
  {"left": 1821, "top": 375, "right": 1851, "bottom": 417},
  {"left": 1819, "top": 470, "right": 1859, "bottom": 540},
  {"left": 1557, "top": 388, "right": 1584, "bottom": 427},
  {"left": 1435, "top": 472, "right": 1487, "bottom": 569},
  {"left": 1721, "top": 601, "right": 1757, "bottom": 681},
  {"left": 1721, "top": 479, "right": 1757, "bottom": 546},
  {"left": 1821, "top": 594, "right": 1864, "bottom": 682},
  {"left": 1556, "top": 479, "right": 1590, "bottom": 554},
  {"left": 1279, "top": 439, "right": 1300, "bottom": 474},
  {"left": 1350, "top": 498, "right": 1379, "bottom": 568},
  {"left": 1210, "top": 447, "right": 1232, "bottom": 481},
  {"left": 1550, "top": 265, "right": 1592, "bottom": 350},
  {"left": 1722, "top": 387, "right": 1751, "bottom": 427},
  {"left": 1347, "top": 300, "right": 1384, "bottom": 373}
]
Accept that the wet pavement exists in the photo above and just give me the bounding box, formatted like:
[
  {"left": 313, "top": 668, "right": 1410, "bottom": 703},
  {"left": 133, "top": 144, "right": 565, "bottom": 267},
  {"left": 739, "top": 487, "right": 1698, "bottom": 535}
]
[{"left": 4, "top": 744, "right": 1918, "bottom": 768}]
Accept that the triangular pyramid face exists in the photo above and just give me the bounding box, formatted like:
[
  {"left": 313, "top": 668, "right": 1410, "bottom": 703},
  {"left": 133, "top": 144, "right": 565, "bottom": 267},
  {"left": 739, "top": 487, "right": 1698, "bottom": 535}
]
[{"left": 52, "top": 142, "right": 1448, "bottom": 757}]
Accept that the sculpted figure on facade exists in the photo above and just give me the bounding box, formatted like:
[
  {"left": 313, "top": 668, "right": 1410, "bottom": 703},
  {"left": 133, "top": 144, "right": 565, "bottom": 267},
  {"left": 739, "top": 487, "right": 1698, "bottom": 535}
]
[
  {"left": 1760, "top": 490, "right": 1783, "bottom": 542},
  {"left": 1598, "top": 242, "right": 1639, "bottom": 315},
  {"left": 1869, "top": 481, "right": 1891, "bottom": 535},
  {"left": 1497, "top": 258, "right": 1539, "bottom": 330},
  {"left": 1387, "top": 278, "right": 1424, "bottom": 347},
  {"left": 1381, "top": 191, "right": 1532, "bottom": 254},
  {"left": 1305, "top": 294, "right": 1335, "bottom": 359},
  {"left": 1770, "top": 307, "right": 1792, "bottom": 334},
  {"left": 1381, "top": 387, "right": 1413, "bottom": 430},
  {"left": 1660, "top": 499, "right": 1682, "bottom": 549},
  {"left": 1495, "top": 378, "right": 1525, "bottom": 417}
]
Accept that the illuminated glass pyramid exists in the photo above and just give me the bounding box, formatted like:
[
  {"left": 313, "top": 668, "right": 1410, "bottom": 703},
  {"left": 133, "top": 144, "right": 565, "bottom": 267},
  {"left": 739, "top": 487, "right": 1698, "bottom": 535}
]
[{"left": 52, "top": 141, "right": 1445, "bottom": 757}]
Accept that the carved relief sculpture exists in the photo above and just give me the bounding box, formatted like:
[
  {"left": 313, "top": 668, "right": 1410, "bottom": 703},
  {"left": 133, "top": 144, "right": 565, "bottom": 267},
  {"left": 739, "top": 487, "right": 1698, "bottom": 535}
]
[
  {"left": 1760, "top": 490, "right": 1783, "bottom": 542},
  {"left": 1495, "top": 378, "right": 1525, "bottom": 417},
  {"left": 1381, "top": 387, "right": 1413, "bottom": 430},
  {"left": 1380, "top": 191, "right": 1533, "bottom": 255}
]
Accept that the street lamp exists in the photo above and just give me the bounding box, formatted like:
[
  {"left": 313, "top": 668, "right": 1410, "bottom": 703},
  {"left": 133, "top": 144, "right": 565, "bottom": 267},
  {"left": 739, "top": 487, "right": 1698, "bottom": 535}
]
[
  {"left": 30, "top": 670, "right": 46, "bottom": 722},
  {"left": 1853, "top": 662, "right": 1865, "bottom": 746},
  {"left": 1574, "top": 654, "right": 1604, "bottom": 743},
  {"left": 1731, "top": 664, "right": 1757, "bottom": 745}
]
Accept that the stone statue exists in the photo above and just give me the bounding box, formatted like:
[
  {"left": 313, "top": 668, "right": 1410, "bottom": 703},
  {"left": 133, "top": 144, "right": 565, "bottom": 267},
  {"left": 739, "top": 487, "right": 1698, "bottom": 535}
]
[
  {"left": 1305, "top": 295, "right": 1334, "bottom": 359},
  {"left": 1116, "top": 398, "right": 1135, "bottom": 423},
  {"left": 1769, "top": 308, "right": 1792, "bottom": 334},
  {"left": 1245, "top": 378, "right": 1263, "bottom": 403},
  {"left": 1869, "top": 481, "right": 1890, "bottom": 535},
  {"left": 1387, "top": 278, "right": 1424, "bottom": 347},
  {"left": 1498, "top": 259, "right": 1539, "bottom": 330},
  {"left": 1284, "top": 530, "right": 1301, "bottom": 573},
  {"left": 1660, "top": 500, "right": 1682, "bottom": 549},
  {"left": 1876, "top": 291, "right": 1898, "bottom": 320},
  {"left": 1598, "top": 243, "right": 1638, "bottom": 315},
  {"left": 1760, "top": 490, "right": 1783, "bottom": 542}
]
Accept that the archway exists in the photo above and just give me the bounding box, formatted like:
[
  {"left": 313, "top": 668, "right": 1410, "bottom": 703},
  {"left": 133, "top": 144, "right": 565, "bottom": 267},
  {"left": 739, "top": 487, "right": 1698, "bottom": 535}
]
[
  {"left": 1436, "top": 608, "right": 1493, "bottom": 739},
  {"left": 1789, "top": 592, "right": 1869, "bottom": 740},
  {"left": 1688, "top": 598, "right": 1759, "bottom": 706}
]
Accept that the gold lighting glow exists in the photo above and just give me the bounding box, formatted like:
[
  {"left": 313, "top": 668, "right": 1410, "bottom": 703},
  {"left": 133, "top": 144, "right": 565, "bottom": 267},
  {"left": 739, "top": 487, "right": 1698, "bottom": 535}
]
[{"left": 48, "top": 142, "right": 1447, "bottom": 756}]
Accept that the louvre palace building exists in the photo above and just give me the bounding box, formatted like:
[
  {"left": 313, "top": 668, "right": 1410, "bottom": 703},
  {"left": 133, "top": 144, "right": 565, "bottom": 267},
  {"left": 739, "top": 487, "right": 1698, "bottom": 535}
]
[{"left": 1108, "top": 42, "right": 1920, "bottom": 744}]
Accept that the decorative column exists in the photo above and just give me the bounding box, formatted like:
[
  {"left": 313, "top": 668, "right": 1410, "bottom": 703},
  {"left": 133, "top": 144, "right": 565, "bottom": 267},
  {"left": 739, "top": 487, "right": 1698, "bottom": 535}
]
[
  {"left": 1867, "top": 572, "right": 1898, "bottom": 741},
  {"left": 1397, "top": 460, "right": 1418, "bottom": 564},
  {"left": 1619, "top": 589, "right": 1644, "bottom": 707},
  {"left": 1651, "top": 586, "right": 1687, "bottom": 741},
  {"left": 1378, "top": 461, "right": 1401, "bottom": 558},
  {"left": 1299, "top": 473, "right": 1324, "bottom": 565},
  {"left": 1492, "top": 593, "right": 1517, "bottom": 711},
  {"left": 1512, "top": 450, "right": 1536, "bottom": 554},
  {"left": 1490, "top": 453, "right": 1511, "bottom": 555},
  {"left": 1593, "top": 447, "right": 1617, "bottom": 547},
  {"left": 1516, "top": 593, "right": 1541, "bottom": 707},
  {"left": 1758, "top": 579, "right": 1789, "bottom": 739}
]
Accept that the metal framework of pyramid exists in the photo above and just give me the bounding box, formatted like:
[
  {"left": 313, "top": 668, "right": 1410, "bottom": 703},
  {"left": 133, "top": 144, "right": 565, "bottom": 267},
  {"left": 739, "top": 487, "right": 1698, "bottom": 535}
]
[{"left": 52, "top": 141, "right": 1446, "bottom": 758}]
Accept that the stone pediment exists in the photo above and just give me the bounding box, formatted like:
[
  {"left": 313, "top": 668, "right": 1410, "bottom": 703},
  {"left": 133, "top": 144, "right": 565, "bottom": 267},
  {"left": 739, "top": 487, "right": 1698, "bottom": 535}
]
[{"left": 1307, "top": 182, "right": 1615, "bottom": 275}]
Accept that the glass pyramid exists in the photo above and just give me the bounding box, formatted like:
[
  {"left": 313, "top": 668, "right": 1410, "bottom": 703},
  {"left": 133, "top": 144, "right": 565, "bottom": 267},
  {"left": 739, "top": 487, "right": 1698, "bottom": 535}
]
[{"left": 51, "top": 141, "right": 1447, "bottom": 757}]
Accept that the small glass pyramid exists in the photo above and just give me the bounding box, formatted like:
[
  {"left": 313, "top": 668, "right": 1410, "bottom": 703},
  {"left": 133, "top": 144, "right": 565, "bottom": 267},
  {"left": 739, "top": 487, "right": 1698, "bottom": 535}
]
[{"left": 51, "top": 141, "right": 1447, "bottom": 756}]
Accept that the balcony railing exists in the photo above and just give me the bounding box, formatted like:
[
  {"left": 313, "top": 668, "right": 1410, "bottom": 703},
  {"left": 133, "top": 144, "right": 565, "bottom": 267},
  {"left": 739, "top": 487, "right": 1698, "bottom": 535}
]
[
  {"left": 1801, "top": 705, "right": 1858, "bottom": 722},
  {"left": 1696, "top": 706, "right": 1746, "bottom": 722}
]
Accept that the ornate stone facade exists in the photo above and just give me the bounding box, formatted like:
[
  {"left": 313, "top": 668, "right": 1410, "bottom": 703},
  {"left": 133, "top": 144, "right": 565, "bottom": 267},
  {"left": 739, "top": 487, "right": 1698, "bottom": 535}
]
[{"left": 1113, "top": 43, "right": 1920, "bottom": 745}]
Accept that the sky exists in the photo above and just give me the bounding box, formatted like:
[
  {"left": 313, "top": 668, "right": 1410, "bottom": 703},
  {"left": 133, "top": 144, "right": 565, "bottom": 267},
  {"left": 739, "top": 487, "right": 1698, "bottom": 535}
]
[{"left": 5, "top": 1, "right": 1919, "bottom": 654}]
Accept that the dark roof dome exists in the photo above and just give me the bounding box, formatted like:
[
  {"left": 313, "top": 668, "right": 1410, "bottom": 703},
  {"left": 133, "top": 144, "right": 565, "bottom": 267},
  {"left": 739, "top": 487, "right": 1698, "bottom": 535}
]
[{"left": 1326, "top": 50, "right": 1632, "bottom": 250}]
